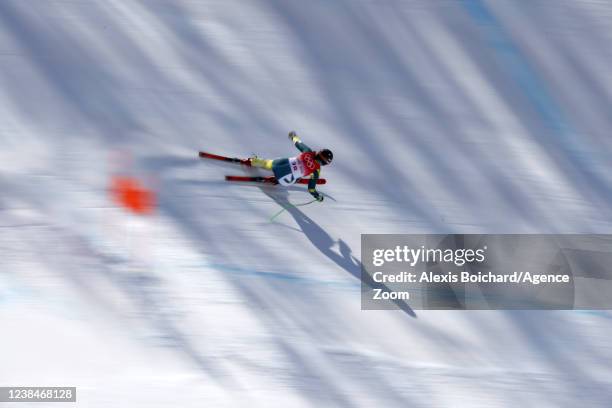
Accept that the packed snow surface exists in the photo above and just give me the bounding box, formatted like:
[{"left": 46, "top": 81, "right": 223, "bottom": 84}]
[{"left": 2, "top": 1, "right": 612, "bottom": 406}]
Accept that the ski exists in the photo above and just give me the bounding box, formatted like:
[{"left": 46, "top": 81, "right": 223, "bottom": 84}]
[
  {"left": 225, "top": 175, "right": 326, "bottom": 185},
  {"left": 199, "top": 151, "right": 327, "bottom": 185},
  {"left": 199, "top": 151, "right": 250, "bottom": 166}
]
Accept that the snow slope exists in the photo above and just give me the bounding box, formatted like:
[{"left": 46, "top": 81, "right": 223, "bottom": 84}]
[{"left": 1, "top": 0, "right": 612, "bottom": 406}]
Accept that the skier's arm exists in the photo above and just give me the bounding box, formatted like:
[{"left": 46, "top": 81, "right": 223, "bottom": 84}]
[
  {"left": 288, "top": 131, "right": 312, "bottom": 153},
  {"left": 308, "top": 169, "right": 323, "bottom": 201}
]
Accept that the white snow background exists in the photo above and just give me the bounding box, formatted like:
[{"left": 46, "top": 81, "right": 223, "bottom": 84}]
[{"left": 1, "top": 0, "right": 612, "bottom": 407}]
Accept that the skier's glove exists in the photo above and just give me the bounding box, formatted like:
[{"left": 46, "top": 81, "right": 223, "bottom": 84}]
[{"left": 288, "top": 131, "right": 300, "bottom": 143}]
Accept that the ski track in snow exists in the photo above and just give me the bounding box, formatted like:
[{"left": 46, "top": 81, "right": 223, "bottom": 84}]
[{"left": 1, "top": 0, "right": 612, "bottom": 406}]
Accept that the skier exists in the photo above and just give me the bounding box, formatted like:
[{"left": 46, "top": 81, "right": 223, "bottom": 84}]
[{"left": 248, "top": 131, "right": 333, "bottom": 201}]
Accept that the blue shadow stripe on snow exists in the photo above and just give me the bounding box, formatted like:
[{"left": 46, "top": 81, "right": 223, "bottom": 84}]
[
  {"left": 209, "top": 262, "right": 359, "bottom": 291},
  {"left": 460, "top": 0, "right": 574, "bottom": 145},
  {"left": 460, "top": 0, "right": 612, "bottom": 204}
]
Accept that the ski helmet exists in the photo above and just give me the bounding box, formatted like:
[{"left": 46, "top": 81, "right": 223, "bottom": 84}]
[{"left": 317, "top": 149, "right": 333, "bottom": 165}]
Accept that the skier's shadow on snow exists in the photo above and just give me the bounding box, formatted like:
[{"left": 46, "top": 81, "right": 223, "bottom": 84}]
[{"left": 263, "top": 189, "right": 416, "bottom": 318}]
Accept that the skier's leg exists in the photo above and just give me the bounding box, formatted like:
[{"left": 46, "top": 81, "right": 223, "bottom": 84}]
[
  {"left": 270, "top": 158, "right": 296, "bottom": 185},
  {"left": 249, "top": 157, "right": 273, "bottom": 170}
]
